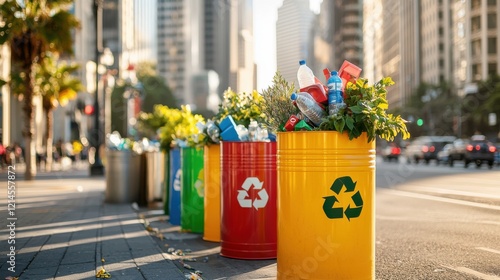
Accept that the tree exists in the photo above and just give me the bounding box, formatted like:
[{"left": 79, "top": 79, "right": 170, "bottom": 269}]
[
  {"left": 36, "top": 54, "right": 83, "bottom": 171},
  {"left": 403, "top": 82, "right": 460, "bottom": 137},
  {"left": 462, "top": 74, "right": 500, "bottom": 137},
  {"left": 110, "top": 62, "right": 178, "bottom": 139},
  {"left": 0, "top": 0, "right": 79, "bottom": 180}
]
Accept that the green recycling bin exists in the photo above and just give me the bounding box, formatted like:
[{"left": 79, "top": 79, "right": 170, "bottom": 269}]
[{"left": 181, "top": 147, "right": 205, "bottom": 233}]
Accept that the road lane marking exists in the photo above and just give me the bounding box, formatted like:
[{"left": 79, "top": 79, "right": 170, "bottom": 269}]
[
  {"left": 476, "top": 247, "right": 500, "bottom": 255},
  {"left": 383, "top": 189, "right": 500, "bottom": 211},
  {"left": 442, "top": 265, "right": 500, "bottom": 280},
  {"left": 417, "top": 187, "right": 500, "bottom": 200}
]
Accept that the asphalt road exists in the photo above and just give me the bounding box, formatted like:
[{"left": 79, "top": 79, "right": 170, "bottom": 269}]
[{"left": 375, "top": 158, "right": 500, "bottom": 280}]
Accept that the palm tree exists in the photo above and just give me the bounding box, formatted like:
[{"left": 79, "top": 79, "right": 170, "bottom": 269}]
[
  {"left": 0, "top": 0, "right": 79, "bottom": 179},
  {"left": 36, "top": 54, "right": 83, "bottom": 171}
]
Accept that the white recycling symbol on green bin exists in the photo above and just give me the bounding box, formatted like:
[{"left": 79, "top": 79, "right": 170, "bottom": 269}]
[{"left": 237, "top": 177, "right": 268, "bottom": 210}]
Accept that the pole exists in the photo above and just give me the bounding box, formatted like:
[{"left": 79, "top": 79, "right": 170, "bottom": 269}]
[{"left": 90, "top": 0, "right": 104, "bottom": 176}]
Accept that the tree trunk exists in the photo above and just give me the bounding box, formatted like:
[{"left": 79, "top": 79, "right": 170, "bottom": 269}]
[
  {"left": 22, "top": 65, "right": 36, "bottom": 180},
  {"left": 44, "top": 107, "right": 53, "bottom": 172}
]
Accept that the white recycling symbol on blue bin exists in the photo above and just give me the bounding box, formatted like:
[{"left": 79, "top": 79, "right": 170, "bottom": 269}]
[
  {"left": 237, "top": 177, "right": 268, "bottom": 210},
  {"left": 173, "top": 169, "right": 182, "bottom": 191}
]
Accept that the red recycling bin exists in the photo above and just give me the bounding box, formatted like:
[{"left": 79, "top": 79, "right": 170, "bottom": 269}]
[{"left": 220, "top": 141, "right": 277, "bottom": 260}]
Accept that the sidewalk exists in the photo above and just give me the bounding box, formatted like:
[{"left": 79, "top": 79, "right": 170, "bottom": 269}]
[{"left": 0, "top": 167, "right": 276, "bottom": 279}]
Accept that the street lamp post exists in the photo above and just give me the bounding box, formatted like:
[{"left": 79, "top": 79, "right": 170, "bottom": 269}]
[{"left": 90, "top": 0, "right": 104, "bottom": 176}]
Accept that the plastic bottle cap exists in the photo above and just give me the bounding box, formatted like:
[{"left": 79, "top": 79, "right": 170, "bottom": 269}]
[
  {"left": 331, "top": 71, "right": 338, "bottom": 76},
  {"left": 299, "top": 60, "right": 306, "bottom": 65},
  {"left": 290, "top": 93, "right": 297, "bottom": 100}
]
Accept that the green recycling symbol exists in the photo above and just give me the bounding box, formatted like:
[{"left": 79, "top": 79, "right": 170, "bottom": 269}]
[{"left": 322, "top": 176, "right": 363, "bottom": 221}]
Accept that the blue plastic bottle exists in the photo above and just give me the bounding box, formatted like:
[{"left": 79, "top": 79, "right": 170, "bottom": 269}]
[{"left": 327, "top": 71, "right": 344, "bottom": 116}]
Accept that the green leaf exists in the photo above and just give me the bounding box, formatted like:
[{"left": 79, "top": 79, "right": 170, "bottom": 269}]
[
  {"left": 349, "top": 105, "right": 363, "bottom": 114},
  {"left": 345, "top": 116, "right": 354, "bottom": 130},
  {"left": 334, "top": 118, "right": 346, "bottom": 133}
]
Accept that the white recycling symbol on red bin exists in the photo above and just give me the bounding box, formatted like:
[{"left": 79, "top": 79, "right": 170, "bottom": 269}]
[{"left": 237, "top": 177, "right": 268, "bottom": 210}]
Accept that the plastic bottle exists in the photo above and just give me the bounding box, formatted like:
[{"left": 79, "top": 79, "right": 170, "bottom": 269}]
[
  {"left": 290, "top": 92, "right": 326, "bottom": 126},
  {"left": 327, "top": 71, "right": 345, "bottom": 116},
  {"left": 297, "top": 60, "right": 315, "bottom": 89},
  {"left": 248, "top": 120, "right": 258, "bottom": 141}
]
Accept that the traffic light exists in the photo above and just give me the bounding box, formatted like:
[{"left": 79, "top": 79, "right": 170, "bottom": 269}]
[
  {"left": 84, "top": 104, "right": 95, "bottom": 115},
  {"left": 416, "top": 118, "right": 424, "bottom": 126}
]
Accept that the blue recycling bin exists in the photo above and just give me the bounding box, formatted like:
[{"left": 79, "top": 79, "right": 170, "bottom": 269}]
[{"left": 168, "top": 147, "right": 182, "bottom": 225}]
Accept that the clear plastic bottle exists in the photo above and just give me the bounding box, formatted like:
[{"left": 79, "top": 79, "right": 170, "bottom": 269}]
[
  {"left": 248, "top": 120, "right": 258, "bottom": 141},
  {"left": 290, "top": 92, "right": 326, "bottom": 126},
  {"left": 297, "top": 60, "right": 315, "bottom": 89},
  {"left": 327, "top": 71, "right": 345, "bottom": 116}
]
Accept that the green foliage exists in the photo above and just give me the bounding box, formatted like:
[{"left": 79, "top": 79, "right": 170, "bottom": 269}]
[
  {"left": 140, "top": 105, "right": 206, "bottom": 151},
  {"left": 35, "top": 54, "right": 83, "bottom": 110},
  {"left": 171, "top": 106, "right": 206, "bottom": 148},
  {"left": 140, "top": 75, "right": 177, "bottom": 113},
  {"left": 461, "top": 74, "right": 500, "bottom": 137},
  {"left": 403, "top": 81, "right": 461, "bottom": 137},
  {"left": 319, "top": 77, "right": 410, "bottom": 142},
  {"left": 150, "top": 105, "right": 184, "bottom": 151},
  {"left": 0, "top": 0, "right": 80, "bottom": 59},
  {"left": 214, "top": 88, "right": 267, "bottom": 127},
  {"left": 261, "top": 72, "right": 299, "bottom": 133},
  {"left": 110, "top": 82, "right": 128, "bottom": 137}
]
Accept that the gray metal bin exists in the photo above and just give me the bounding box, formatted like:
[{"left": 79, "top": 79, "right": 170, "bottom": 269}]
[
  {"left": 105, "top": 150, "right": 143, "bottom": 203},
  {"left": 145, "top": 151, "right": 166, "bottom": 206}
]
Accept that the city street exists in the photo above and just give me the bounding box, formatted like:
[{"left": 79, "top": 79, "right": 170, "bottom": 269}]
[
  {"left": 0, "top": 158, "right": 499, "bottom": 279},
  {"left": 375, "top": 160, "right": 500, "bottom": 280}
]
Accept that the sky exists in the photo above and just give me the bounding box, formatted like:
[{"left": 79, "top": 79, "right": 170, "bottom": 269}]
[{"left": 253, "top": 0, "right": 322, "bottom": 91}]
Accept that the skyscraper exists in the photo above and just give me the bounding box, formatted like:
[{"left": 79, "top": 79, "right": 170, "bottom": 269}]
[
  {"left": 420, "top": 0, "right": 453, "bottom": 85},
  {"left": 157, "top": 0, "right": 255, "bottom": 108},
  {"left": 276, "top": 0, "right": 314, "bottom": 86},
  {"left": 381, "top": 0, "right": 401, "bottom": 107},
  {"left": 453, "top": 0, "right": 500, "bottom": 96},
  {"left": 331, "top": 0, "right": 364, "bottom": 69},
  {"left": 363, "top": 0, "right": 384, "bottom": 84}
]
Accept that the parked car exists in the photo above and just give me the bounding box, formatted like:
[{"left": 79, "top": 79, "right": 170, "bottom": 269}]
[
  {"left": 447, "top": 138, "right": 468, "bottom": 167},
  {"left": 464, "top": 135, "right": 496, "bottom": 169},
  {"left": 495, "top": 145, "right": 500, "bottom": 166},
  {"left": 437, "top": 143, "right": 454, "bottom": 164},
  {"left": 382, "top": 142, "right": 402, "bottom": 162},
  {"left": 405, "top": 136, "right": 456, "bottom": 164}
]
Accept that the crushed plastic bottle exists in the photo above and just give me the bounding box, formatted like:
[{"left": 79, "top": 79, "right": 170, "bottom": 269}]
[
  {"left": 205, "top": 120, "right": 221, "bottom": 143},
  {"left": 297, "top": 60, "right": 316, "bottom": 89},
  {"left": 290, "top": 92, "right": 326, "bottom": 126}
]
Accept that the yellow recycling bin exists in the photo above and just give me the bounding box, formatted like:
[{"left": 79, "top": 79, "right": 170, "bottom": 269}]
[
  {"left": 203, "top": 144, "right": 221, "bottom": 242},
  {"left": 277, "top": 131, "right": 375, "bottom": 280}
]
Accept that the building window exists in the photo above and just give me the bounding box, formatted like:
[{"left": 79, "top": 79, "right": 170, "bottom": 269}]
[
  {"left": 472, "top": 64, "right": 482, "bottom": 80},
  {"left": 471, "top": 39, "right": 481, "bottom": 57},
  {"left": 487, "top": 0, "right": 496, "bottom": 5},
  {"left": 488, "top": 37, "right": 497, "bottom": 54},
  {"left": 471, "top": 16, "right": 481, "bottom": 32},
  {"left": 471, "top": 0, "right": 481, "bottom": 9},
  {"left": 488, "top": 63, "right": 497, "bottom": 76},
  {"left": 487, "top": 13, "right": 497, "bottom": 29}
]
